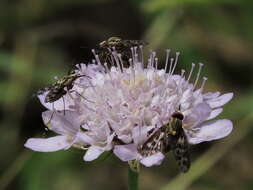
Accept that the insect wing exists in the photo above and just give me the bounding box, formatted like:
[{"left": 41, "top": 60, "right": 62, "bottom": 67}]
[
  {"left": 141, "top": 128, "right": 165, "bottom": 156},
  {"left": 171, "top": 127, "right": 190, "bottom": 173}
]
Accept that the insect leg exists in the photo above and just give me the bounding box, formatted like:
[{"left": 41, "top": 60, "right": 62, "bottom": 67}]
[
  {"left": 45, "top": 102, "right": 55, "bottom": 126},
  {"left": 62, "top": 96, "right": 66, "bottom": 115}
]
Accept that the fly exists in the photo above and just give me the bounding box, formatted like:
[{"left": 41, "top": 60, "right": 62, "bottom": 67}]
[
  {"left": 96, "top": 37, "right": 148, "bottom": 68},
  {"left": 141, "top": 110, "right": 190, "bottom": 173}
]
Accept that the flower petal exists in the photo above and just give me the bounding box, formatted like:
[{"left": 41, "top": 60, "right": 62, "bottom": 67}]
[
  {"left": 24, "top": 136, "right": 70, "bottom": 152},
  {"left": 42, "top": 110, "right": 81, "bottom": 136},
  {"left": 113, "top": 144, "right": 138, "bottom": 161},
  {"left": 203, "top": 92, "right": 220, "bottom": 99},
  {"left": 184, "top": 102, "right": 211, "bottom": 127},
  {"left": 187, "top": 119, "right": 233, "bottom": 144},
  {"left": 132, "top": 126, "right": 155, "bottom": 146},
  {"left": 208, "top": 93, "right": 233, "bottom": 108},
  {"left": 140, "top": 152, "right": 165, "bottom": 167},
  {"left": 38, "top": 93, "right": 75, "bottom": 111},
  {"left": 207, "top": 108, "right": 223, "bottom": 120},
  {"left": 83, "top": 146, "right": 104, "bottom": 161}
]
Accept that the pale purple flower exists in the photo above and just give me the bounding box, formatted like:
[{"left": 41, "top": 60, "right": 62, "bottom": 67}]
[{"left": 25, "top": 48, "right": 233, "bottom": 167}]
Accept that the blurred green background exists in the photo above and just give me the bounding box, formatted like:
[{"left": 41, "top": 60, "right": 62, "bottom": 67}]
[{"left": 0, "top": 0, "right": 253, "bottom": 190}]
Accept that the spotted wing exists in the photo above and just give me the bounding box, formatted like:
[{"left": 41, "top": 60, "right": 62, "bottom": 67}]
[
  {"left": 171, "top": 130, "right": 190, "bottom": 173},
  {"left": 141, "top": 128, "right": 165, "bottom": 156}
]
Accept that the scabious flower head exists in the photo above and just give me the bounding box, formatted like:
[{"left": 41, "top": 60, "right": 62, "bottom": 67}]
[{"left": 25, "top": 47, "right": 233, "bottom": 167}]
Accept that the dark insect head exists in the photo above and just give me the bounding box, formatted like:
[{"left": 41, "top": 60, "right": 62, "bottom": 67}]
[{"left": 171, "top": 111, "right": 184, "bottom": 120}]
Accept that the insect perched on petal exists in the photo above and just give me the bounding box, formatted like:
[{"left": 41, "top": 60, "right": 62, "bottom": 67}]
[
  {"left": 38, "top": 73, "right": 88, "bottom": 103},
  {"left": 141, "top": 110, "right": 190, "bottom": 173}
]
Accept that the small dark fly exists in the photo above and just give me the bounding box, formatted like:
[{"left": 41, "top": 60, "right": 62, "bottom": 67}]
[
  {"left": 38, "top": 73, "right": 88, "bottom": 103},
  {"left": 37, "top": 73, "right": 89, "bottom": 125},
  {"left": 96, "top": 37, "right": 148, "bottom": 68},
  {"left": 141, "top": 110, "right": 190, "bottom": 173}
]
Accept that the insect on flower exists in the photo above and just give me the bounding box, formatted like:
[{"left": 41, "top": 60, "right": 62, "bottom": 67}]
[
  {"left": 96, "top": 37, "right": 148, "bottom": 68},
  {"left": 25, "top": 44, "right": 234, "bottom": 172},
  {"left": 37, "top": 72, "right": 90, "bottom": 125},
  {"left": 141, "top": 110, "right": 190, "bottom": 173},
  {"left": 38, "top": 73, "right": 89, "bottom": 103}
]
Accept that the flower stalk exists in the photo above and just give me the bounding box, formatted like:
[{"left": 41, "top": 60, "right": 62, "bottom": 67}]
[{"left": 128, "top": 161, "right": 140, "bottom": 190}]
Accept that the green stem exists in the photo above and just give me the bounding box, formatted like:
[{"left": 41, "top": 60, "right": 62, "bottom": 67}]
[{"left": 128, "top": 167, "right": 139, "bottom": 190}]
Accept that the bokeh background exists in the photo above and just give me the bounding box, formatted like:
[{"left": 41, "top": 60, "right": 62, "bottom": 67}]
[{"left": 0, "top": 0, "right": 253, "bottom": 190}]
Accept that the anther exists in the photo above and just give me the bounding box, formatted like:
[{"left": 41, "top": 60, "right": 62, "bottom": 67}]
[
  {"left": 200, "top": 77, "right": 208, "bottom": 91},
  {"left": 181, "top": 69, "right": 185, "bottom": 77}
]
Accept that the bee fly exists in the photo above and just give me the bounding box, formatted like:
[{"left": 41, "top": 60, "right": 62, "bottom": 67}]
[
  {"left": 97, "top": 37, "right": 148, "bottom": 68},
  {"left": 141, "top": 110, "right": 190, "bottom": 173}
]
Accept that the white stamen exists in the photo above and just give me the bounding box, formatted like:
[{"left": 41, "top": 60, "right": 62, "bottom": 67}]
[
  {"left": 148, "top": 58, "right": 152, "bottom": 68},
  {"left": 187, "top": 63, "right": 195, "bottom": 82},
  {"left": 131, "top": 47, "right": 135, "bottom": 61},
  {"left": 139, "top": 45, "right": 144, "bottom": 68},
  {"left": 134, "top": 46, "right": 138, "bottom": 63},
  {"left": 92, "top": 49, "right": 102, "bottom": 66},
  {"left": 129, "top": 58, "right": 133, "bottom": 69},
  {"left": 200, "top": 77, "right": 208, "bottom": 91},
  {"left": 171, "top": 52, "right": 180, "bottom": 75},
  {"left": 148, "top": 50, "right": 153, "bottom": 68},
  {"left": 129, "top": 58, "right": 135, "bottom": 83},
  {"left": 95, "top": 55, "right": 102, "bottom": 66},
  {"left": 194, "top": 63, "right": 204, "bottom": 88},
  {"left": 181, "top": 69, "right": 185, "bottom": 77},
  {"left": 168, "top": 58, "right": 174, "bottom": 75},
  {"left": 152, "top": 51, "right": 156, "bottom": 68},
  {"left": 112, "top": 51, "right": 122, "bottom": 72},
  {"left": 104, "top": 62, "right": 110, "bottom": 73},
  {"left": 91, "top": 49, "right": 96, "bottom": 57},
  {"left": 108, "top": 53, "right": 115, "bottom": 67},
  {"left": 155, "top": 58, "right": 158, "bottom": 70},
  {"left": 164, "top": 49, "right": 171, "bottom": 72},
  {"left": 118, "top": 53, "right": 125, "bottom": 72},
  {"left": 180, "top": 69, "right": 186, "bottom": 84}
]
